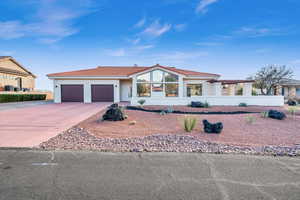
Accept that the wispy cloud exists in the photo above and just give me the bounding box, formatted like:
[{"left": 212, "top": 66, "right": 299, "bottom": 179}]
[
  {"left": 0, "top": 0, "right": 95, "bottom": 43},
  {"left": 134, "top": 45, "right": 155, "bottom": 50},
  {"left": 0, "top": 50, "right": 15, "bottom": 56},
  {"left": 255, "top": 48, "right": 270, "bottom": 54},
  {"left": 291, "top": 59, "right": 300, "bottom": 64},
  {"left": 234, "top": 27, "right": 276, "bottom": 37},
  {"left": 196, "top": 0, "right": 219, "bottom": 14},
  {"left": 141, "top": 20, "right": 172, "bottom": 38},
  {"left": 174, "top": 24, "right": 187, "bottom": 32},
  {"left": 134, "top": 17, "right": 146, "bottom": 28},
  {"left": 105, "top": 48, "right": 126, "bottom": 57}
]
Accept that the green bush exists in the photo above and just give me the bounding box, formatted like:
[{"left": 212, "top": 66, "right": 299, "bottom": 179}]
[
  {"left": 239, "top": 102, "right": 248, "bottom": 107},
  {"left": 183, "top": 116, "right": 197, "bottom": 132},
  {"left": 0, "top": 94, "right": 46, "bottom": 103},
  {"left": 137, "top": 99, "right": 146, "bottom": 106}
]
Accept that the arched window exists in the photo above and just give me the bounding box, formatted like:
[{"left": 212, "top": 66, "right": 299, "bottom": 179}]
[{"left": 136, "top": 70, "right": 179, "bottom": 97}]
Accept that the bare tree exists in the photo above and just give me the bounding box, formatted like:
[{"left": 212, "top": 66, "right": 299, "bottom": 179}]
[{"left": 250, "top": 65, "right": 293, "bottom": 95}]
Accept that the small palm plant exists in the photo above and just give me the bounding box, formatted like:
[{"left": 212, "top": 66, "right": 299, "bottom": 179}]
[{"left": 183, "top": 116, "right": 197, "bottom": 132}]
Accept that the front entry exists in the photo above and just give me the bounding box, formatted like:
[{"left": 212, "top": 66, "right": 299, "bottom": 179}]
[{"left": 91, "top": 85, "right": 114, "bottom": 102}]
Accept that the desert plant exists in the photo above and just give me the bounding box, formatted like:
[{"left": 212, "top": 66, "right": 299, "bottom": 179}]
[
  {"left": 203, "top": 101, "right": 210, "bottom": 108},
  {"left": 166, "top": 105, "right": 174, "bottom": 113},
  {"left": 183, "top": 116, "right": 197, "bottom": 132},
  {"left": 239, "top": 102, "right": 248, "bottom": 107},
  {"left": 137, "top": 99, "right": 146, "bottom": 107},
  {"left": 245, "top": 115, "right": 256, "bottom": 124},
  {"left": 160, "top": 110, "right": 167, "bottom": 116},
  {"left": 287, "top": 107, "right": 298, "bottom": 117},
  {"left": 261, "top": 111, "right": 269, "bottom": 118}
]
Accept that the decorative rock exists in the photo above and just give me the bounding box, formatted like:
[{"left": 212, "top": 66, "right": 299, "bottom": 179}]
[
  {"left": 203, "top": 120, "right": 223, "bottom": 134},
  {"left": 287, "top": 99, "right": 297, "bottom": 106},
  {"left": 191, "top": 101, "right": 204, "bottom": 108},
  {"left": 102, "top": 103, "right": 125, "bottom": 121},
  {"left": 268, "top": 110, "right": 286, "bottom": 120}
]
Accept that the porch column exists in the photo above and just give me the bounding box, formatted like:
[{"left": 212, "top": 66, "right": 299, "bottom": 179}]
[
  {"left": 178, "top": 75, "right": 184, "bottom": 98},
  {"left": 84, "top": 81, "right": 91, "bottom": 103},
  {"left": 53, "top": 80, "right": 61, "bottom": 103},
  {"left": 132, "top": 76, "right": 137, "bottom": 98},
  {"left": 213, "top": 82, "right": 222, "bottom": 96},
  {"left": 283, "top": 87, "right": 289, "bottom": 97},
  {"left": 243, "top": 82, "right": 253, "bottom": 96}
]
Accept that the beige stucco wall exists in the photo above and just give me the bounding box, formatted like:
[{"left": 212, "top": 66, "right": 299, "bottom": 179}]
[{"left": 0, "top": 59, "right": 35, "bottom": 90}]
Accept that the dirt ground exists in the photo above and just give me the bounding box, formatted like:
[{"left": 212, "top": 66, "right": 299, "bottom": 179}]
[{"left": 79, "top": 106, "right": 300, "bottom": 147}]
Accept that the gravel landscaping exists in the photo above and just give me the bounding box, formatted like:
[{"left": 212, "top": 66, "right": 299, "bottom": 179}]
[{"left": 40, "top": 127, "right": 300, "bottom": 156}]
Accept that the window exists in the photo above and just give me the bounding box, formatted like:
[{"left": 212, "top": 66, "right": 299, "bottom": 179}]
[
  {"left": 136, "top": 69, "right": 179, "bottom": 97},
  {"left": 297, "top": 88, "right": 300, "bottom": 96},
  {"left": 165, "top": 72, "right": 178, "bottom": 82},
  {"left": 152, "top": 70, "right": 164, "bottom": 82},
  {"left": 187, "top": 84, "right": 202, "bottom": 97},
  {"left": 165, "top": 84, "right": 178, "bottom": 97},
  {"left": 137, "top": 72, "right": 150, "bottom": 82},
  {"left": 152, "top": 83, "right": 163, "bottom": 92},
  {"left": 137, "top": 83, "right": 151, "bottom": 97}
]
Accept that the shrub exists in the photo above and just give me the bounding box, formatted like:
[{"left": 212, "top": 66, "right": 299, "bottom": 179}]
[
  {"left": 287, "top": 107, "right": 298, "bottom": 116},
  {"left": 137, "top": 99, "right": 146, "bottom": 106},
  {"left": 166, "top": 106, "right": 174, "bottom": 113},
  {"left": 287, "top": 99, "right": 297, "bottom": 106},
  {"left": 0, "top": 94, "right": 46, "bottom": 103},
  {"left": 183, "top": 116, "right": 197, "bottom": 132},
  {"left": 245, "top": 115, "right": 256, "bottom": 124},
  {"left": 239, "top": 102, "right": 248, "bottom": 107},
  {"left": 160, "top": 110, "right": 167, "bottom": 116},
  {"left": 261, "top": 111, "right": 269, "bottom": 118},
  {"left": 203, "top": 101, "right": 210, "bottom": 108}
]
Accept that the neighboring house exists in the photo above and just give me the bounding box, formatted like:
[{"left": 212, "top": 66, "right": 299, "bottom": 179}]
[
  {"left": 47, "top": 64, "right": 283, "bottom": 106},
  {"left": 279, "top": 79, "right": 300, "bottom": 98},
  {"left": 0, "top": 56, "right": 36, "bottom": 91}
]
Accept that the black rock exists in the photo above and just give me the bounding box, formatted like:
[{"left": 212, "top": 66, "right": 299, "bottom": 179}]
[
  {"left": 203, "top": 120, "right": 223, "bottom": 134},
  {"left": 191, "top": 101, "right": 204, "bottom": 108},
  {"left": 287, "top": 99, "right": 297, "bottom": 106},
  {"left": 268, "top": 110, "right": 286, "bottom": 120},
  {"left": 102, "top": 103, "right": 125, "bottom": 121}
]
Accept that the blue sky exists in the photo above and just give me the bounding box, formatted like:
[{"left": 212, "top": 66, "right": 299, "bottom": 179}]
[{"left": 0, "top": 0, "right": 300, "bottom": 90}]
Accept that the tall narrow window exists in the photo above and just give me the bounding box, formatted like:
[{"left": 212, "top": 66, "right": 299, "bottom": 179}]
[
  {"left": 152, "top": 70, "right": 164, "bottom": 82},
  {"left": 165, "top": 83, "right": 179, "bottom": 97},
  {"left": 137, "top": 83, "right": 151, "bottom": 97}
]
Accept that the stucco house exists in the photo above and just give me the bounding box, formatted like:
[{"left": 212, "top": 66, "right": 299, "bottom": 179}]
[
  {"left": 279, "top": 79, "right": 300, "bottom": 98},
  {"left": 0, "top": 56, "right": 36, "bottom": 91},
  {"left": 47, "top": 64, "right": 283, "bottom": 106}
]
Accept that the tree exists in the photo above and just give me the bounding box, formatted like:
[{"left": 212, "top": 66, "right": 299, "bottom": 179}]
[{"left": 250, "top": 65, "right": 293, "bottom": 95}]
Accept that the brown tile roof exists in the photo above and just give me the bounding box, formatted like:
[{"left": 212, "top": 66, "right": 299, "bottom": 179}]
[
  {"left": 0, "top": 56, "right": 36, "bottom": 78},
  {"left": 47, "top": 64, "right": 220, "bottom": 78}
]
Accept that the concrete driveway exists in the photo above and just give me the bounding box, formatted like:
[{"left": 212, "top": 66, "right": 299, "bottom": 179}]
[
  {"left": 0, "top": 151, "right": 299, "bottom": 200},
  {"left": 0, "top": 103, "right": 109, "bottom": 147}
]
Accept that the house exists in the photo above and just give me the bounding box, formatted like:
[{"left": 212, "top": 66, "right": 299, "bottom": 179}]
[
  {"left": 0, "top": 56, "right": 36, "bottom": 91},
  {"left": 47, "top": 64, "right": 283, "bottom": 106},
  {"left": 279, "top": 79, "right": 300, "bottom": 98}
]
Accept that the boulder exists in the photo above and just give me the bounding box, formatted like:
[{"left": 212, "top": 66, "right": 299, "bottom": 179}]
[
  {"left": 203, "top": 120, "right": 223, "bottom": 134},
  {"left": 191, "top": 101, "right": 204, "bottom": 108},
  {"left": 102, "top": 103, "right": 125, "bottom": 121},
  {"left": 287, "top": 99, "right": 297, "bottom": 106},
  {"left": 268, "top": 110, "right": 286, "bottom": 120}
]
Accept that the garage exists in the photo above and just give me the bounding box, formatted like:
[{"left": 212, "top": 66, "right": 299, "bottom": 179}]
[
  {"left": 61, "top": 85, "right": 84, "bottom": 102},
  {"left": 91, "top": 85, "right": 114, "bottom": 102}
]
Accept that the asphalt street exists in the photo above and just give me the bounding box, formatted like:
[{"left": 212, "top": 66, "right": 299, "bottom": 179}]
[{"left": 0, "top": 150, "right": 299, "bottom": 200}]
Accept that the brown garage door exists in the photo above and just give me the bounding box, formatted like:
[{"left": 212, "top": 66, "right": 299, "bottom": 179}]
[
  {"left": 92, "top": 85, "right": 114, "bottom": 102},
  {"left": 61, "top": 85, "right": 84, "bottom": 102}
]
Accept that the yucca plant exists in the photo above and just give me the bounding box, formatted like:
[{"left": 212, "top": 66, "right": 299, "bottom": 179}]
[
  {"left": 183, "top": 116, "right": 197, "bottom": 132},
  {"left": 261, "top": 111, "right": 269, "bottom": 118}
]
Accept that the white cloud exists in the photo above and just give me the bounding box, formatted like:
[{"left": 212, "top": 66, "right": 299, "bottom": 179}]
[
  {"left": 106, "top": 48, "right": 126, "bottom": 57},
  {"left": 196, "top": 42, "right": 222, "bottom": 46},
  {"left": 196, "top": 0, "right": 219, "bottom": 14},
  {"left": 0, "top": 0, "right": 94, "bottom": 43},
  {"left": 141, "top": 20, "right": 172, "bottom": 38},
  {"left": 134, "top": 17, "right": 146, "bottom": 28},
  {"left": 174, "top": 24, "right": 187, "bottom": 32},
  {"left": 134, "top": 45, "right": 155, "bottom": 50}
]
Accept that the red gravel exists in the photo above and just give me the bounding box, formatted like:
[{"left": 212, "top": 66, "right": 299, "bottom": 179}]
[{"left": 79, "top": 106, "right": 300, "bottom": 147}]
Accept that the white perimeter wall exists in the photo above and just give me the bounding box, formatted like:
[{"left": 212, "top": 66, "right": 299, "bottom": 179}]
[
  {"left": 53, "top": 79, "right": 120, "bottom": 103},
  {"left": 131, "top": 96, "right": 284, "bottom": 106}
]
